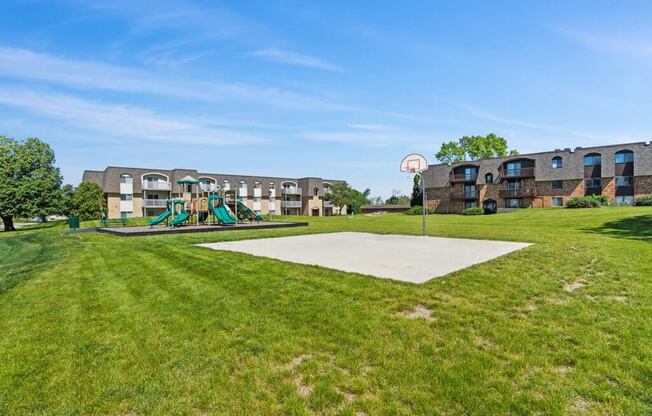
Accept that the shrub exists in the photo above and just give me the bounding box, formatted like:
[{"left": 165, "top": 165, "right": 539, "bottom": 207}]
[
  {"left": 404, "top": 205, "right": 424, "bottom": 215},
  {"left": 463, "top": 207, "right": 484, "bottom": 215},
  {"left": 635, "top": 195, "right": 652, "bottom": 206},
  {"left": 566, "top": 195, "right": 607, "bottom": 209}
]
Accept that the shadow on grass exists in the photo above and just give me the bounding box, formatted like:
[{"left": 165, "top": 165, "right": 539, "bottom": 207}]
[{"left": 587, "top": 214, "right": 652, "bottom": 242}]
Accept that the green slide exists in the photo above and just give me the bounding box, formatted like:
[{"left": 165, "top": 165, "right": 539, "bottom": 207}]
[
  {"left": 170, "top": 211, "right": 190, "bottom": 226},
  {"left": 211, "top": 205, "right": 236, "bottom": 225},
  {"left": 236, "top": 200, "right": 263, "bottom": 222},
  {"left": 148, "top": 210, "right": 171, "bottom": 226}
]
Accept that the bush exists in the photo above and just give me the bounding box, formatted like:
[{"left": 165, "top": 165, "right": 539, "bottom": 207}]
[
  {"left": 404, "top": 205, "right": 425, "bottom": 215},
  {"left": 635, "top": 195, "right": 652, "bottom": 206},
  {"left": 566, "top": 195, "right": 607, "bottom": 209},
  {"left": 463, "top": 207, "right": 484, "bottom": 215}
]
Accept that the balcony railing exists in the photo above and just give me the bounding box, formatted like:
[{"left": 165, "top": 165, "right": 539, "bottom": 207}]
[
  {"left": 200, "top": 183, "right": 217, "bottom": 192},
  {"left": 281, "top": 200, "right": 302, "bottom": 208},
  {"left": 500, "top": 167, "right": 535, "bottom": 179},
  {"left": 449, "top": 173, "right": 478, "bottom": 183},
  {"left": 282, "top": 187, "right": 302, "bottom": 195},
  {"left": 142, "top": 181, "right": 172, "bottom": 191},
  {"left": 324, "top": 200, "right": 333, "bottom": 208},
  {"left": 450, "top": 190, "right": 478, "bottom": 200},
  {"left": 143, "top": 199, "right": 168, "bottom": 208},
  {"left": 499, "top": 187, "right": 537, "bottom": 198}
]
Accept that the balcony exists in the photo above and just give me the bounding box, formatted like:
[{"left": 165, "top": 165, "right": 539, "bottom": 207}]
[
  {"left": 282, "top": 187, "right": 302, "bottom": 195},
  {"left": 584, "top": 186, "right": 602, "bottom": 196},
  {"left": 142, "top": 181, "right": 171, "bottom": 191},
  {"left": 324, "top": 200, "right": 333, "bottom": 208},
  {"left": 143, "top": 199, "right": 168, "bottom": 208},
  {"left": 200, "top": 183, "right": 217, "bottom": 192},
  {"left": 499, "top": 187, "right": 537, "bottom": 198},
  {"left": 449, "top": 173, "right": 478, "bottom": 183},
  {"left": 281, "top": 200, "right": 302, "bottom": 208},
  {"left": 500, "top": 167, "right": 535, "bottom": 179},
  {"left": 450, "top": 190, "right": 478, "bottom": 200}
]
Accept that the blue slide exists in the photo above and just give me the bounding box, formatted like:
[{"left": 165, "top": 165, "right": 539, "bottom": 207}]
[
  {"left": 210, "top": 204, "right": 236, "bottom": 225},
  {"left": 148, "top": 210, "right": 171, "bottom": 226},
  {"left": 170, "top": 211, "right": 190, "bottom": 226}
]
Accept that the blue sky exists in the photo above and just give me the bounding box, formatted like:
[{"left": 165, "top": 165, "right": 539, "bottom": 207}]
[{"left": 1, "top": 1, "right": 651, "bottom": 198}]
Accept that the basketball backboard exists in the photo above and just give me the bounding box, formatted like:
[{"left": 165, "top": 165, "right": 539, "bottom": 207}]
[{"left": 400, "top": 153, "right": 428, "bottom": 173}]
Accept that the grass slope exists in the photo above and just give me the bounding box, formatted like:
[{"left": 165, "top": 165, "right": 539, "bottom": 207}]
[{"left": 0, "top": 208, "right": 650, "bottom": 415}]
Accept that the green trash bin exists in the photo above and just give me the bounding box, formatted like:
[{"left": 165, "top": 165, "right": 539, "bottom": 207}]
[{"left": 68, "top": 216, "right": 80, "bottom": 230}]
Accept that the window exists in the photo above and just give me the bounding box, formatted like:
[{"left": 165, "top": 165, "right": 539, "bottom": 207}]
[
  {"left": 584, "top": 154, "right": 601, "bottom": 166},
  {"left": 615, "top": 176, "right": 633, "bottom": 187},
  {"left": 120, "top": 193, "right": 132, "bottom": 201},
  {"left": 269, "top": 182, "right": 275, "bottom": 190},
  {"left": 485, "top": 173, "right": 493, "bottom": 183},
  {"left": 313, "top": 187, "right": 319, "bottom": 196},
  {"left": 254, "top": 182, "right": 261, "bottom": 189},
  {"left": 464, "top": 201, "right": 477, "bottom": 209},
  {"left": 552, "top": 197, "right": 563, "bottom": 207},
  {"left": 464, "top": 184, "right": 476, "bottom": 198},
  {"left": 253, "top": 197, "right": 261, "bottom": 203},
  {"left": 222, "top": 179, "right": 230, "bottom": 190},
  {"left": 585, "top": 178, "right": 601, "bottom": 188},
  {"left": 506, "top": 180, "right": 520, "bottom": 190},
  {"left": 615, "top": 196, "right": 634, "bottom": 205},
  {"left": 120, "top": 174, "right": 133, "bottom": 184},
  {"left": 552, "top": 157, "right": 562, "bottom": 169},
  {"left": 615, "top": 151, "right": 634, "bottom": 164},
  {"left": 505, "top": 199, "right": 520, "bottom": 208},
  {"left": 552, "top": 180, "right": 563, "bottom": 190},
  {"left": 505, "top": 161, "right": 522, "bottom": 176},
  {"left": 120, "top": 211, "right": 133, "bottom": 218},
  {"left": 464, "top": 167, "right": 477, "bottom": 180},
  {"left": 269, "top": 209, "right": 275, "bottom": 215}
]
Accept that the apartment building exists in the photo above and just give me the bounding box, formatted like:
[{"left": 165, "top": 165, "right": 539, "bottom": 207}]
[
  {"left": 423, "top": 141, "right": 652, "bottom": 214},
  {"left": 82, "top": 167, "right": 347, "bottom": 219}
]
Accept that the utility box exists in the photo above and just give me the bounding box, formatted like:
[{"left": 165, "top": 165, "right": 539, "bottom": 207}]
[{"left": 68, "top": 216, "right": 80, "bottom": 230}]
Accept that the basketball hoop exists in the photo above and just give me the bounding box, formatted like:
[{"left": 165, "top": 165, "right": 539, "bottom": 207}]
[
  {"left": 400, "top": 153, "right": 429, "bottom": 237},
  {"left": 400, "top": 153, "right": 427, "bottom": 174}
]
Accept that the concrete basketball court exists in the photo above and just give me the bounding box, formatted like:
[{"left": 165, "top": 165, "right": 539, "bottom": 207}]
[{"left": 198, "top": 232, "right": 531, "bottom": 284}]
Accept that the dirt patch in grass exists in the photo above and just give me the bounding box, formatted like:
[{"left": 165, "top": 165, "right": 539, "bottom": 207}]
[
  {"left": 564, "top": 280, "right": 586, "bottom": 293},
  {"left": 399, "top": 305, "right": 434, "bottom": 321},
  {"left": 570, "top": 397, "right": 591, "bottom": 413},
  {"left": 283, "top": 354, "right": 312, "bottom": 371},
  {"left": 295, "top": 380, "right": 314, "bottom": 398},
  {"left": 555, "top": 365, "right": 572, "bottom": 374}
]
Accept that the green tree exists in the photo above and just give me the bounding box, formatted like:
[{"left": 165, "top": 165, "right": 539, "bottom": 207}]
[
  {"left": 0, "top": 136, "right": 62, "bottom": 231},
  {"left": 436, "top": 133, "right": 517, "bottom": 163},
  {"left": 410, "top": 175, "right": 423, "bottom": 207},
  {"left": 72, "top": 182, "right": 106, "bottom": 221},
  {"left": 58, "top": 184, "right": 75, "bottom": 217},
  {"left": 324, "top": 183, "right": 370, "bottom": 215},
  {"left": 385, "top": 189, "right": 410, "bottom": 205},
  {"left": 324, "top": 182, "right": 353, "bottom": 215},
  {"left": 435, "top": 141, "right": 466, "bottom": 164}
]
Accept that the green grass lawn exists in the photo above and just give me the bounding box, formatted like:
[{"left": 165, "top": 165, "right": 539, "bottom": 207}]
[{"left": 1, "top": 208, "right": 651, "bottom": 415}]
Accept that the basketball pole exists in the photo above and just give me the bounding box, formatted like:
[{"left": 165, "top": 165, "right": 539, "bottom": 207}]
[{"left": 400, "top": 153, "right": 428, "bottom": 238}]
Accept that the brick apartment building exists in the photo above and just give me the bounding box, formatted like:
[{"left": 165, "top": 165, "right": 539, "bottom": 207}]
[
  {"left": 423, "top": 141, "right": 652, "bottom": 214},
  {"left": 82, "top": 167, "right": 347, "bottom": 219}
]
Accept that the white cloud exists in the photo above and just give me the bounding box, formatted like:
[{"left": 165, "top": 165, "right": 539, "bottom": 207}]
[
  {"left": 557, "top": 28, "right": 652, "bottom": 57},
  {"left": 0, "top": 46, "right": 347, "bottom": 111},
  {"left": 251, "top": 48, "right": 343, "bottom": 72},
  {"left": 0, "top": 87, "right": 267, "bottom": 146}
]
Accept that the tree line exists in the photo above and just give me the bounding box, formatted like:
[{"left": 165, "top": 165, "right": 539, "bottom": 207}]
[{"left": 0, "top": 135, "right": 105, "bottom": 231}]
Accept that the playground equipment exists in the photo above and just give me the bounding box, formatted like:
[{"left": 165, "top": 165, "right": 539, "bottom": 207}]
[
  {"left": 147, "top": 174, "right": 263, "bottom": 228},
  {"left": 235, "top": 200, "right": 263, "bottom": 223}
]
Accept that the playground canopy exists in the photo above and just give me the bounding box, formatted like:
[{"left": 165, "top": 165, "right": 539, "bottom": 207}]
[{"left": 177, "top": 175, "right": 200, "bottom": 184}]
